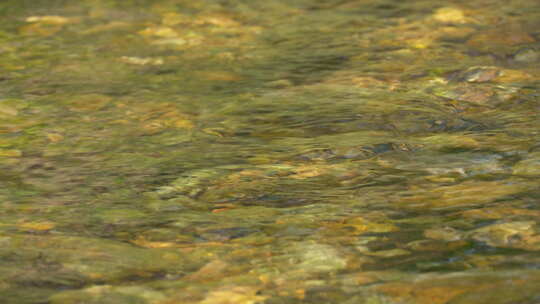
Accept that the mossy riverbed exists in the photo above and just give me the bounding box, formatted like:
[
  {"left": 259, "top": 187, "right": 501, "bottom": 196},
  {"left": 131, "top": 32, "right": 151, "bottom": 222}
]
[{"left": 0, "top": 0, "right": 539, "bottom": 303}]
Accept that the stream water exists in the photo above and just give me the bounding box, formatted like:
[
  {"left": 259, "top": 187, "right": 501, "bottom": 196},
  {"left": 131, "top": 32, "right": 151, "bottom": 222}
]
[{"left": 1, "top": 0, "right": 539, "bottom": 303}]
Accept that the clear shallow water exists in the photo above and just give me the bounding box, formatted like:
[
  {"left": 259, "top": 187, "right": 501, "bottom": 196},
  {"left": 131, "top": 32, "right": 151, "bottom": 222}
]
[{"left": 0, "top": 0, "right": 539, "bottom": 303}]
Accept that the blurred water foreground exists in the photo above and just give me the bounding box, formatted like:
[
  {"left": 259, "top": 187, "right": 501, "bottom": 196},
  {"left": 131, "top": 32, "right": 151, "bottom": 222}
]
[{"left": 0, "top": 0, "right": 539, "bottom": 303}]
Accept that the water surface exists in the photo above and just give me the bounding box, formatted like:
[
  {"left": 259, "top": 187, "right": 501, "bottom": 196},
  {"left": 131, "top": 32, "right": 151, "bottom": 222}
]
[{"left": 1, "top": 0, "right": 539, "bottom": 303}]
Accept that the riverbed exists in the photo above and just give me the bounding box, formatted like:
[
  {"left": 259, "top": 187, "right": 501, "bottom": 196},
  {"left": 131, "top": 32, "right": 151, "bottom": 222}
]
[{"left": 1, "top": 0, "right": 539, "bottom": 303}]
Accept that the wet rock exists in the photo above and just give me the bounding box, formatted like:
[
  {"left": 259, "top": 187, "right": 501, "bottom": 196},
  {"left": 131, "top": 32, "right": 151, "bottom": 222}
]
[
  {"left": 424, "top": 226, "right": 463, "bottom": 241},
  {"left": 184, "top": 259, "right": 229, "bottom": 281},
  {"left": 288, "top": 164, "right": 326, "bottom": 179},
  {"left": 469, "top": 221, "right": 540, "bottom": 250},
  {"left": 46, "top": 133, "right": 64, "bottom": 143},
  {"left": 467, "top": 25, "right": 535, "bottom": 55},
  {"left": 513, "top": 48, "right": 539, "bottom": 63},
  {"left": 119, "top": 56, "right": 164, "bottom": 66},
  {"left": 323, "top": 70, "right": 392, "bottom": 89},
  {"left": 65, "top": 94, "right": 112, "bottom": 112},
  {"left": 463, "top": 254, "right": 508, "bottom": 269},
  {"left": 495, "top": 68, "right": 534, "bottom": 83},
  {"left": 425, "top": 117, "right": 485, "bottom": 133},
  {"left": 358, "top": 248, "right": 410, "bottom": 258},
  {"left": 459, "top": 205, "right": 540, "bottom": 220},
  {"left": 395, "top": 153, "right": 505, "bottom": 178},
  {"left": 344, "top": 216, "right": 398, "bottom": 234},
  {"left": 138, "top": 26, "right": 178, "bottom": 38},
  {"left": 17, "top": 221, "right": 56, "bottom": 232},
  {"left": 20, "top": 15, "right": 76, "bottom": 36},
  {"left": 199, "top": 226, "right": 260, "bottom": 242},
  {"left": 0, "top": 104, "right": 19, "bottom": 117},
  {"left": 25, "top": 16, "right": 74, "bottom": 25},
  {"left": 448, "top": 66, "right": 500, "bottom": 83},
  {"left": 512, "top": 152, "right": 540, "bottom": 176},
  {"left": 437, "top": 26, "right": 476, "bottom": 42},
  {"left": 200, "top": 286, "right": 267, "bottom": 304},
  {"left": 340, "top": 271, "right": 407, "bottom": 292},
  {"left": 432, "top": 7, "right": 468, "bottom": 24},
  {"left": 295, "top": 148, "right": 336, "bottom": 161},
  {"left": 371, "top": 270, "right": 540, "bottom": 304},
  {"left": 303, "top": 284, "right": 349, "bottom": 303},
  {"left": 432, "top": 83, "right": 495, "bottom": 104},
  {"left": 49, "top": 285, "right": 166, "bottom": 304},
  {"left": 392, "top": 180, "right": 528, "bottom": 209},
  {"left": 291, "top": 242, "right": 347, "bottom": 273},
  {"left": 155, "top": 168, "right": 227, "bottom": 198},
  {"left": 0, "top": 235, "right": 189, "bottom": 283},
  {"left": 406, "top": 239, "right": 468, "bottom": 252}
]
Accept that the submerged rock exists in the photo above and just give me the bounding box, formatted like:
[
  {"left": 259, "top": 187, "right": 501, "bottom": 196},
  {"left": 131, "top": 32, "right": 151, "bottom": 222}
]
[
  {"left": 424, "top": 226, "right": 463, "bottom": 241},
  {"left": 448, "top": 66, "right": 500, "bottom": 83},
  {"left": 432, "top": 7, "right": 469, "bottom": 24},
  {"left": 291, "top": 242, "right": 347, "bottom": 273},
  {"left": 200, "top": 286, "right": 267, "bottom": 304},
  {"left": 513, "top": 48, "right": 539, "bottom": 63},
  {"left": 49, "top": 285, "right": 166, "bottom": 304},
  {"left": 0, "top": 235, "right": 189, "bottom": 284},
  {"left": 392, "top": 180, "right": 527, "bottom": 209},
  {"left": 459, "top": 205, "right": 540, "bottom": 220},
  {"left": 467, "top": 25, "right": 535, "bottom": 55},
  {"left": 359, "top": 248, "right": 410, "bottom": 258},
  {"left": 155, "top": 168, "right": 228, "bottom": 198},
  {"left": 370, "top": 270, "right": 540, "bottom": 304},
  {"left": 512, "top": 152, "right": 540, "bottom": 176},
  {"left": 469, "top": 221, "right": 540, "bottom": 251},
  {"left": 344, "top": 216, "right": 398, "bottom": 234}
]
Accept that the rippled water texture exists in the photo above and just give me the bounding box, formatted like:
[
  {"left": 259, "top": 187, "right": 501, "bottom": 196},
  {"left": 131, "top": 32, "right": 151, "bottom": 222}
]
[{"left": 0, "top": 0, "right": 539, "bottom": 303}]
